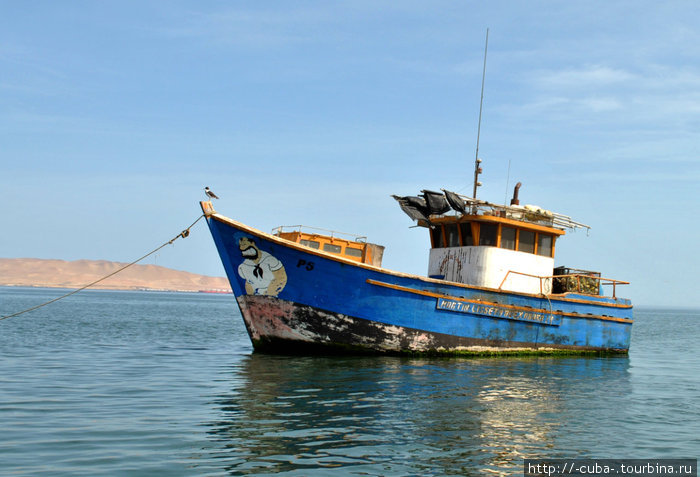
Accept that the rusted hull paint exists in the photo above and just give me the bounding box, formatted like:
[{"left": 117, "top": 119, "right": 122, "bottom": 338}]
[{"left": 237, "top": 295, "right": 627, "bottom": 355}]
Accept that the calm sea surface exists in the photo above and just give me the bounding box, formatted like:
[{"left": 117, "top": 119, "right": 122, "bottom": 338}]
[{"left": 1, "top": 287, "right": 698, "bottom": 476}]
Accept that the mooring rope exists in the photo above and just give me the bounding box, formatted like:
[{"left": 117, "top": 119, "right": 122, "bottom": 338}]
[{"left": 0, "top": 214, "right": 205, "bottom": 322}]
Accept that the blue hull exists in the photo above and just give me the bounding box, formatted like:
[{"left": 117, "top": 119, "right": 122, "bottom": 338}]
[{"left": 204, "top": 207, "right": 633, "bottom": 355}]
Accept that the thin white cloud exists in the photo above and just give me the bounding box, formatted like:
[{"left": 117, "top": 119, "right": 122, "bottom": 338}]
[
  {"left": 0, "top": 42, "right": 69, "bottom": 84},
  {"left": 538, "top": 65, "right": 636, "bottom": 87},
  {"left": 500, "top": 59, "right": 700, "bottom": 128},
  {"left": 556, "top": 167, "right": 700, "bottom": 184},
  {"left": 520, "top": 95, "right": 621, "bottom": 113},
  {"left": 153, "top": 7, "right": 329, "bottom": 48},
  {"left": 577, "top": 97, "right": 623, "bottom": 112}
]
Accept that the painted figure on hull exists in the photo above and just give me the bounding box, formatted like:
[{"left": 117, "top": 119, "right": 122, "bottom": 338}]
[{"left": 238, "top": 237, "right": 287, "bottom": 296}]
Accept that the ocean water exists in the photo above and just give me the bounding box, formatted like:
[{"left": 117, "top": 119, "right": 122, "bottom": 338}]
[{"left": 0, "top": 287, "right": 698, "bottom": 476}]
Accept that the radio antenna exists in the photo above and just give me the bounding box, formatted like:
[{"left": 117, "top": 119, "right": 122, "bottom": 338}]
[{"left": 472, "top": 28, "right": 489, "bottom": 202}]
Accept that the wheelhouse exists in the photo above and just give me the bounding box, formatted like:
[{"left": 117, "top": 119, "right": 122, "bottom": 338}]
[
  {"left": 393, "top": 188, "right": 628, "bottom": 298},
  {"left": 428, "top": 214, "right": 564, "bottom": 258}
]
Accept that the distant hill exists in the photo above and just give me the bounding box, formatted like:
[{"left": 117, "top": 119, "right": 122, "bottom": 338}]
[{"left": 0, "top": 258, "right": 232, "bottom": 293}]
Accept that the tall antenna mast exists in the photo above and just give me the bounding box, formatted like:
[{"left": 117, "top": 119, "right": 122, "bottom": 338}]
[{"left": 472, "top": 28, "right": 489, "bottom": 200}]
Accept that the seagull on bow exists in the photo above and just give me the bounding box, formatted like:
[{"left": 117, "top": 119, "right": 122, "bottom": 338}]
[{"left": 204, "top": 187, "right": 220, "bottom": 200}]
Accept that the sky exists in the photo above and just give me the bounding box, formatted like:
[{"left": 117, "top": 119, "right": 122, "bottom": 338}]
[{"left": 1, "top": 1, "right": 699, "bottom": 307}]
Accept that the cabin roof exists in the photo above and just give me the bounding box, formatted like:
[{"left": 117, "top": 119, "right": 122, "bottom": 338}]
[
  {"left": 428, "top": 213, "right": 567, "bottom": 236},
  {"left": 272, "top": 225, "right": 385, "bottom": 267},
  {"left": 393, "top": 189, "right": 590, "bottom": 233}
]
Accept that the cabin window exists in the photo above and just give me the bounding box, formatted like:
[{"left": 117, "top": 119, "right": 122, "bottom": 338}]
[
  {"left": 431, "top": 226, "right": 445, "bottom": 248},
  {"left": 460, "top": 222, "right": 474, "bottom": 246},
  {"left": 479, "top": 223, "right": 498, "bottom": 246},
  {"left": 537, "top": 234, "right": 553, "bottom": 257},
  {"left": 501, "top": 226, "right": 517, "bottom": 250},
  {"left": 345, "top": 247, "right": 363, "bottom": 258},
  {"left": 300, "top": 239, "right": 320, "bottom": 249},
  {"left": 445, "top": 224, "right": 460, "bottom": 247},
  {"left": 323, "top": 243, "right": 342, "bottom": 254},
  {"left": 518, "top": 230, "right": 535, "bottom": 253}
]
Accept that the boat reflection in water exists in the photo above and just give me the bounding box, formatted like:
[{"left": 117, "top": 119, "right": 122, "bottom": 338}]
[{"left": 205, "top": 355, "right": 631, "bottom": 475}]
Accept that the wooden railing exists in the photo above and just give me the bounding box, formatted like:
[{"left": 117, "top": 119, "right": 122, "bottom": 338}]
[{"left": 272, "top": 225, "right": 367, "bottom": 242}]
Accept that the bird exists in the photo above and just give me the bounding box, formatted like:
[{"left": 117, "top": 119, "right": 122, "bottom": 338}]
[{"left": 204, "top": 187, "right": 220, "bottom": 200}]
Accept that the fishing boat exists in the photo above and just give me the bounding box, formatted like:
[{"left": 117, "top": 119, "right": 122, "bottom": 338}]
[{"left": 201, "top": 183, "right": 632, "bottom": 355}]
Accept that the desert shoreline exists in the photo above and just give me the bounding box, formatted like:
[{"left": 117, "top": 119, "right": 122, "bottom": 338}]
[{"left": 0, "top": 258, "right": 232, "bottom": 294}]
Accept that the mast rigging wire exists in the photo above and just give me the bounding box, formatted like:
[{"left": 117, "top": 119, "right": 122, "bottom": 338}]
[{"left": 472, "top": 28, "right": 489, "bottom": 201}]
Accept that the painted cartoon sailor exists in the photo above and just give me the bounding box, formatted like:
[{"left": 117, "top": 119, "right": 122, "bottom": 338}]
[{"left": 237, "top": 237, "right": 287, "bottom": 296}]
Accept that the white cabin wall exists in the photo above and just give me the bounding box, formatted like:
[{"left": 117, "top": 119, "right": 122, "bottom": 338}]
[{"left": 428, "top": 246, "right": 554, "bottom": 294}]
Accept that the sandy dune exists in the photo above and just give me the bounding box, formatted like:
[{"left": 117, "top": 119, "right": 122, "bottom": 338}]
[{"left": 0, "top": 258, "right": 231, "bottom": 292}]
